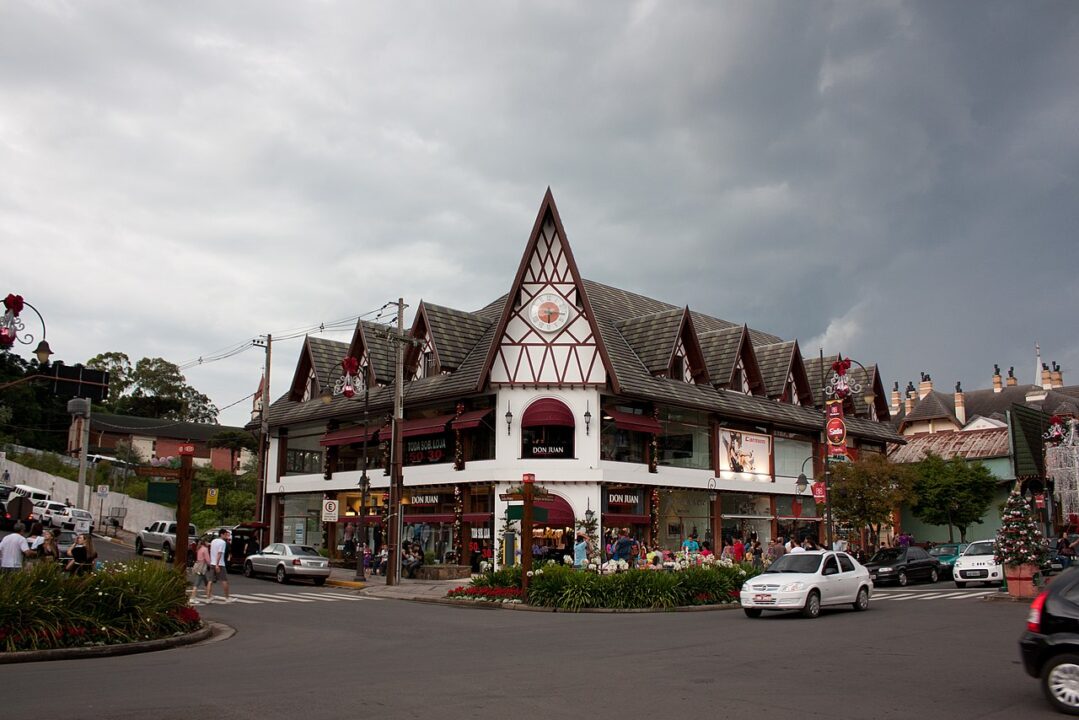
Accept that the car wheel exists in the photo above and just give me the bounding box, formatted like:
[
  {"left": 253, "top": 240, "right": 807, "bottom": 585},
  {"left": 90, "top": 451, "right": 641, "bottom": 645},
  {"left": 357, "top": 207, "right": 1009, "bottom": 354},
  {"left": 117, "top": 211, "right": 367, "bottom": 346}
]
[
  {"left": 930, "top": 569, "right": 939, "bottom": 583},
  {"left": 801, "top": 591, "right": 821, "bottom": 619},
  {"left": 313, "top": 577, "right": 326, "bottom": 587},
  {"left": 743, "top": 609, "right": 762, "bottom": 618},
  {"left": 162, "top": 544, "right": 173, "bottom": 563},
  {"left": 135, "top": 539, "right": 143, "bottom": 556},
  {"left": 897, "top": 571, "right": 909, "bottom": 587},
  {"left": 852, "top": 586, "right": 870, "bottom": 612},
  {"left": 955, "top": 581, "right": 967, "bottom": 589},
  {"left": 243, "top": 561, "right": 254, "bottom": 578},
  {"left": 1043, "top": 653, "right": 1079, "bottom": 715},
  {"left": 276, "top": 566, "right": 288, "bottom": 584}
]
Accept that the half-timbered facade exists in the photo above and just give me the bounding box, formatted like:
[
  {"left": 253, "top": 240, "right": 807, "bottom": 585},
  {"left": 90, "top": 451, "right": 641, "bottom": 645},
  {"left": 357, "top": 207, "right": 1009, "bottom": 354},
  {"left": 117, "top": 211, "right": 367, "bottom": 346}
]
[{"left": 258, "top": 190, "right": 902, "bottom": 567}]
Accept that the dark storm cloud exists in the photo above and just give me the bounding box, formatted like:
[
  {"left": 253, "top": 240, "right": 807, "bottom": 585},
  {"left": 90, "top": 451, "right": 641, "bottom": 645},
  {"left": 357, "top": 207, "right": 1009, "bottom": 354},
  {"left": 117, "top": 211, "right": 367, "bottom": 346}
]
[{"left": 1, "top": 1, "right": 1076, "bottom": 425}]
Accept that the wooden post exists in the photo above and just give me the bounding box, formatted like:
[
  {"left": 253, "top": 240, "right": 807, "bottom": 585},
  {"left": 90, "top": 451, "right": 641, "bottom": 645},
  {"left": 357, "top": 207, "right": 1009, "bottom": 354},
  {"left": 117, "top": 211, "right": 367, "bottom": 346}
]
[
  {"left": 175, "top": 444, "right": 195, "bottom": 572},
  {"left": 521, "top": 473, "right": 534, "bottom": 595}
]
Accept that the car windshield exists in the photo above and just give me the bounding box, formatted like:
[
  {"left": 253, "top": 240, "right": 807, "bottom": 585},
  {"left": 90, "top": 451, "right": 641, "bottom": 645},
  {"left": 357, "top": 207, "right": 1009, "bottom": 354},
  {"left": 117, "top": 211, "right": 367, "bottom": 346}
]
[
  {"left": 764, "top": 554, "right": 823, "bottom": 574},
  {"left": 289, "top": 545, "right": 321, "bottom": 556},
  {"left": 72, "top": 510, "right": 92, "bottom": 519},
  {"left": 964, "top": 542, "right": 995, "bottom": 556},
  {"left": 869, "top": 548, "right": 906, "bottom": 563},
  {"left": 929, "top": 545, "right": 960, "bottom": 556}
]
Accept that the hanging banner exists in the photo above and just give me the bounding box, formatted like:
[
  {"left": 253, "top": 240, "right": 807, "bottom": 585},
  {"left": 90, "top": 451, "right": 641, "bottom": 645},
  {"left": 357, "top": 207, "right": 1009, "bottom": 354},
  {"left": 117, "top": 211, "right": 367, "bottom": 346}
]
[
  {"left": 719, "top": 429, "right": 772, "bottom": 477},
  {"left": 825, "top": 400, "right": 848, "bottom": 460},
  {"left": 811, "top": 481, "right": 827, "bottom": 504}
]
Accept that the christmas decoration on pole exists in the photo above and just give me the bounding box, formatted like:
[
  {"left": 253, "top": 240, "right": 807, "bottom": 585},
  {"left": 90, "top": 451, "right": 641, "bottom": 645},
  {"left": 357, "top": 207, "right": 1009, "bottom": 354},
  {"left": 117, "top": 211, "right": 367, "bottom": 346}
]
[
  {"left": 995, "top": 482, "right": 1048, "bottom": 598},
  {"left": 335, "top": 356, "right": 361, "bottom": 398},
  {"left": 452, "top": 483, "right": 464, "bottom": 563},
  {"left": 453, "top": 402, "right": 465, "bottom": 471},
  {"left": 1047, "top": 416, "right": 1079, "bottom": 523}
]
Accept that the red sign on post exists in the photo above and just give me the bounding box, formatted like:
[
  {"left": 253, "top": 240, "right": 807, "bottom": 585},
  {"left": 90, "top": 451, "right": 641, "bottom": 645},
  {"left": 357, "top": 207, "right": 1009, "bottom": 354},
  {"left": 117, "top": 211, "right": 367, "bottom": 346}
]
[
  {"left": 177, "top": 444, "right": 196, "bottom": 456},
  {"left": 811, "top": 481, "right": 827, "bottom": 504},
  {"left": 1035, "top": 493, "right": 1046, "bottom": 509}
]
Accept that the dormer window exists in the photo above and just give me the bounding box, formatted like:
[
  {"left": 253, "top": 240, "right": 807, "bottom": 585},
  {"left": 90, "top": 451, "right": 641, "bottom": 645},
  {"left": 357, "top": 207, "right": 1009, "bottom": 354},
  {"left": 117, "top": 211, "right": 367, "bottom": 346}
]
[
  {"left": 422, "top": 351, "right": 433, "bottom": 378},
  {"left": 733, "top": 359, "right": 750, "bottom": 394},
  {"left": 301, "top": 369, "right": 318, "bottom": 402},
  {"left": 671, "top": 355, "right": 685, "bottom": 382},
  {"left": 788, "top": 372, "right": 801, "bottom": 405}
]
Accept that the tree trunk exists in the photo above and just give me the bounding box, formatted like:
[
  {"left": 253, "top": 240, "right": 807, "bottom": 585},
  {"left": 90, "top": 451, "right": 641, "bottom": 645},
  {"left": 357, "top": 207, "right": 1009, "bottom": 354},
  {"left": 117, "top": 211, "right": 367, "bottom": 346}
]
[
  {"left": 958, "top": 526, "right": 967, "bottom": 543},
  {"left": 948, "top": 523, "right": 955, "bottom": 543}
]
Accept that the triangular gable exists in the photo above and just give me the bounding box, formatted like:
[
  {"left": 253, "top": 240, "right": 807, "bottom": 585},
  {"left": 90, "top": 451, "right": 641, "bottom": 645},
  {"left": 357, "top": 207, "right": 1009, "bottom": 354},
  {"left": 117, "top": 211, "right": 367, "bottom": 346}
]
[
  {"left": 287, "top": 336, "right": 350, "bottom": 402},
  {"left": 674, "top": 308, "right": 709, "bottom": 384},
  {"left": 346, "top": 319, "right": 396, "bottom": 387},
  {"left": 786, "top": 341, "right": 814, "bottom": 407},
  {"left": 756, "top": 340, "right": 811, "bottom": 405},
  {"left": 404, "top": 302, "right": 440, "bottom": 380},
  {"left": 615, "top": 306, "right": 709, "bottom": 384},
  {"left": 405, "top": 301, "right": 492, "bottom": 377},
  {"left": 480, "top": 188, "right": 616, "bottom": 390},
  {"left": 700, "top": 325, "right": 764, "bottom": 395}
]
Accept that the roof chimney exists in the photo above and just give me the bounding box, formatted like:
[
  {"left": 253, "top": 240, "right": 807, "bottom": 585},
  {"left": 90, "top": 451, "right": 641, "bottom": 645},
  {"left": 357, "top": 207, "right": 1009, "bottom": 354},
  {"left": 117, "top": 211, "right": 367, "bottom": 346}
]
[
  {"left": 918, "top": 372, "right": 933, "bottom": 399},
  {"left": 1042, "top": 362, "right": 1052, "bottom": 390},
  {"left": 1007, "top": 366, "right": 1017, "bottom": 387},
  {"left": 1052, "top": 361, "right": 1063, "bottom": 388},
  {"left": 954, "top": 381, "right": 966, "bottom": 426},
  {"left": 890, "top": 381, "right": 901, "bottom": 416},
  {"left": 993, "top": 364, "right": 1002, "bottom": 393},
  {"left": 905, "top": 381, "right": 916, "bottom": 415}
]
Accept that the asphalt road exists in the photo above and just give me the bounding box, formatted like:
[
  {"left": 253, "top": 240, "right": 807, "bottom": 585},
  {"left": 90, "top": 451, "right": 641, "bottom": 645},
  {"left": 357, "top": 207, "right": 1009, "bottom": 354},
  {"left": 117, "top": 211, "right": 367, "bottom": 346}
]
[{"left": 2, "top": 563, "right": 1056, "bottom": 720}]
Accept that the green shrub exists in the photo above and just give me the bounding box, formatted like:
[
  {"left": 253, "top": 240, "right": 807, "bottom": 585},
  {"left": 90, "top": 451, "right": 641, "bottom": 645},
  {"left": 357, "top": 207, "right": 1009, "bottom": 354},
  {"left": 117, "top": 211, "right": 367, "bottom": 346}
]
[
  {"left": 0, "top": 560, "right": 200, "bottom": 652},
  {"left": 470, "top": 565, "right": 522, "bottom": 589}
]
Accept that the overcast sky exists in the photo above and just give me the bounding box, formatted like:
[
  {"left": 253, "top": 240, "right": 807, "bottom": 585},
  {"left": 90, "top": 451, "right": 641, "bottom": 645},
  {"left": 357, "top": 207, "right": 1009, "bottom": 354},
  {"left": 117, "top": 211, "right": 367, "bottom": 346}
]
[{"left": 2, "top": 1, "right": 1077, "bottom": 429}]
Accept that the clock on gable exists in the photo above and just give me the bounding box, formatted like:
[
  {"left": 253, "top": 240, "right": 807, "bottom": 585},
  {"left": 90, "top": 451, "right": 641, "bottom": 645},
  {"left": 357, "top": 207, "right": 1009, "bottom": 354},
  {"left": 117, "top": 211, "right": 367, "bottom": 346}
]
[{"left": 528, "top": 292, "right": 570, "bottom": 333}]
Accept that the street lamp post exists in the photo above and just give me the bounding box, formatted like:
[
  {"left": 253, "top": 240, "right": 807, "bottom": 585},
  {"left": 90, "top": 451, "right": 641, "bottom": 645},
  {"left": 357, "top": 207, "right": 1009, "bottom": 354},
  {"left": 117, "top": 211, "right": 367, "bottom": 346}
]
[
  {"left": 821, "top": 354, "right": 875, "bottom": 551},
  {"left": 0, "top": 293, "right": 53, "bottom": 363}
]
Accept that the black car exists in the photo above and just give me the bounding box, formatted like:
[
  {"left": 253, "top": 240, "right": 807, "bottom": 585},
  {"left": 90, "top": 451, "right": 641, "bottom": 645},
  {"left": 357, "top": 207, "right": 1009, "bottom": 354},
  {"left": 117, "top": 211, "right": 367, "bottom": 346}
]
[
  {"left": 1021, "top": 568, "right": 1079, "bottom": 715},
  {"left": 864, "top": 546, "right": 942, "bottom": 586}
]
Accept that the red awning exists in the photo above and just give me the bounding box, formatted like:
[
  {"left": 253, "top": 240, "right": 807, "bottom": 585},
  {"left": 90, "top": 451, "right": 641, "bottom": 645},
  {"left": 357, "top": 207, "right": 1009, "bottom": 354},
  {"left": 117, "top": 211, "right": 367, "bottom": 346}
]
[
  {"left": 399, "top": 414, "right": 455, "bottom": 438},
  {"left": 320, "top": 424, "right": 384, "bottom": 447},
  {"left": 521, "top": 398, "right": 575, "bottom": 428},
  {"left": 463, "top": 512, "right": 493, "bottom": 524},
  {"left": 404, "top": 513, "right": 454, "bottom": 523},
  {"left": 534, "top": 495, "right": 575, "bottom": 527},
  {"left": 603, "top": 407, "right": 661, "bottom": 434},
  {"left": 602, "top": 513, "right": 650, "bottom": 525},
  {"left": 451, "top": 408, "right": 493, "bottom": 430}
]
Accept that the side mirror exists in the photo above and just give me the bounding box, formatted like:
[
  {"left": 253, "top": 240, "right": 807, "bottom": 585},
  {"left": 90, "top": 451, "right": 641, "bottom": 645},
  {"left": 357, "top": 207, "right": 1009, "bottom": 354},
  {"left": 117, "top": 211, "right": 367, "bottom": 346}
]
[{"left": 144, "top": 526, "right": 150, "bottom": 531}]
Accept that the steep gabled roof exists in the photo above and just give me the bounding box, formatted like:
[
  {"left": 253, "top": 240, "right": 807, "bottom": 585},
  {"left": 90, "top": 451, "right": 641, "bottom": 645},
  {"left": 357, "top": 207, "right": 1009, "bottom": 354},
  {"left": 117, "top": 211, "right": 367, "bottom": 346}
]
[
  {"left": 286, "top": 336, "right": 350, "bottom": 401},
  {"left": 346, "top": 319, "right": 397, "bottom": 386},
  {"left": 615, "top": 308, "right": 686, "bottom": 375},
  {"left": 699, "top": 327, "right": 743, "bottom": 387},
  {"left": 898, "top": 389, "right": 962, "bottom": 432},
  {"left": 755, "top": 340, "right": 797, "bottom": 399},
  {"left": 421, "top": 302, "right": 491, "bottom": 371}
]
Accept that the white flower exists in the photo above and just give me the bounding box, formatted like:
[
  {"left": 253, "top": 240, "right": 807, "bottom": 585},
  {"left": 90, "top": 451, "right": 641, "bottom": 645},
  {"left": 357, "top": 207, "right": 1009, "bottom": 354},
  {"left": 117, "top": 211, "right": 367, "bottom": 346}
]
[
  {"left": 563, "top": 555, "right": 573, "bottom": 565},
  {"left": 526, "top": 570, "right": 534, "bottom": 577}
]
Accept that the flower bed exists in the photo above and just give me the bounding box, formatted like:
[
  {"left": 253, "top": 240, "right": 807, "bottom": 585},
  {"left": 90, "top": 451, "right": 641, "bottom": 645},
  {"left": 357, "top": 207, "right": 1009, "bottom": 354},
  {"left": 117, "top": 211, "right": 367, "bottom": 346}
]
[
  {"left": 454, "top": 560, "right": 760, "bottom": 611},
  {"left": 0, "top": 560, "right": 201, "bottom": 652},
  {"left": 446, "top": 586, "right": 525, "bottom": 603}
]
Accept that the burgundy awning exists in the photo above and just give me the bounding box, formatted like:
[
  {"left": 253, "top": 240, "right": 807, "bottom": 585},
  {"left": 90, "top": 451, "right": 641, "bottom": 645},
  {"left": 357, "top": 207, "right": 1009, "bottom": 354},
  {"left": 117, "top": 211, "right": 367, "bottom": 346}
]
[
  {"left": 603, "top": 407, "right": 661, "bottom": 434},
  {"left": 521, "top": 398, "right": 575, "bottom": 428},
  {"left": 399, "top": 414, "right": 455, "bottom": 438},
  {"left": 451, "top": 408, "right": 493, "bottom": 430},
  {"left": 602, "top": 513, "right": 650, "bottom": 525},
  {"left": 463, "top": 512, "right": 493, "bottom": 524},
  {"left": 404, "top": 513, "right": 454, "bottom": 523},
  {"left": 534, "top": 495, "right": 575, "bottom": 526},
  {"left": 320, "top": 424, "right": 384, "bottom": 447}
]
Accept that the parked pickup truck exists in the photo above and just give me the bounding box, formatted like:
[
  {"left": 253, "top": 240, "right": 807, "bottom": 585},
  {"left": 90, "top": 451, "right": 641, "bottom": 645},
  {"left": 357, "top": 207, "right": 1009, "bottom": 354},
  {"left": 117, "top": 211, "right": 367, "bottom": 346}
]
[{"left": 136, "top": 521, "right": 198, "bottom": 564}]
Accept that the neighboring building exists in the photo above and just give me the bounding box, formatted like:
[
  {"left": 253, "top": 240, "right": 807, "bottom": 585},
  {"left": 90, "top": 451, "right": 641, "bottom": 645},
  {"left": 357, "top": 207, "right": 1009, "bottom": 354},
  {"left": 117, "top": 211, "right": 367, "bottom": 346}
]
[
  {"left": 258, "top": 191, "right": 903, "bottom": 564},
  {"left": 70, "top": 413, "right": 255, "bottom": 474},
  {"left": 888, "top": 354, "right": 1076, "bottom": 542}
]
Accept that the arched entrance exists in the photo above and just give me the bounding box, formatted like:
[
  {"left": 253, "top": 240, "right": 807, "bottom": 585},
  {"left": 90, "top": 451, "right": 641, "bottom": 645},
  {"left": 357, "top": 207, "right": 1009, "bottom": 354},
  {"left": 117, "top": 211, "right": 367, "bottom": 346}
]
[{"left": 528, "top": 493, "right": 576, "bottom": 563}]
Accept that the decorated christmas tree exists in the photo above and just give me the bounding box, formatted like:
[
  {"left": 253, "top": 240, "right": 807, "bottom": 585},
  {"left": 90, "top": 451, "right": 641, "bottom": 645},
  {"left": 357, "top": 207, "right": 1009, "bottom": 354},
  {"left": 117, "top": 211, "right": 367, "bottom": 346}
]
[{"left": 995, "top": 482, "right": 1048, "bottom": 567}]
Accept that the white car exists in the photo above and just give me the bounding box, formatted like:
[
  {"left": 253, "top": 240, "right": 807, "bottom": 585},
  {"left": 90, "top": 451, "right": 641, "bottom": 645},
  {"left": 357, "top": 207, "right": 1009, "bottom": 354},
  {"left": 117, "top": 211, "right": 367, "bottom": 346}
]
[
  {"left": 740, "top": 550, "right": 873, "bottom": 619},
  {"left": 57, "top": 507, "right": 94, "bottom": 534},
  {"left": 953, "top": 539, "right": 1002, "bottom": 588},
  {"left": 33, "top": 500, "right": 69, "bottom": 527}
]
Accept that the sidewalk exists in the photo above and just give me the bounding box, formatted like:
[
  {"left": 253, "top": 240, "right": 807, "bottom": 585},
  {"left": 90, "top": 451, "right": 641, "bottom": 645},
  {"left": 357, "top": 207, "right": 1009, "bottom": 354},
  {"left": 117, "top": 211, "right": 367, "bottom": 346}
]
[{"left": 327, "top": 566, "right": 468, "bottom": 598}]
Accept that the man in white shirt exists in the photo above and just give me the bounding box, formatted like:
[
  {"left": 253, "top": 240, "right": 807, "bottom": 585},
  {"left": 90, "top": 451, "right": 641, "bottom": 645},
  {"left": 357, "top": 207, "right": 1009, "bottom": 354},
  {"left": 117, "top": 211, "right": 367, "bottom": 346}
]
[
  {"left": 207, "top": 529, "right": 232, "bottom": 603},
  {"left": 0, "top": 523, "right": 36, "bottom": 571}
]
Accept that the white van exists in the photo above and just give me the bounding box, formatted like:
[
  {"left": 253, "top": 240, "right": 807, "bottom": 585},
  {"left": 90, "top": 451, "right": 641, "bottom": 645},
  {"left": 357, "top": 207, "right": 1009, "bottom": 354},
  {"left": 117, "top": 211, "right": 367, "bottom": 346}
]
[{"left": 13, "top": 484, "right": 51, "bottom": 502}]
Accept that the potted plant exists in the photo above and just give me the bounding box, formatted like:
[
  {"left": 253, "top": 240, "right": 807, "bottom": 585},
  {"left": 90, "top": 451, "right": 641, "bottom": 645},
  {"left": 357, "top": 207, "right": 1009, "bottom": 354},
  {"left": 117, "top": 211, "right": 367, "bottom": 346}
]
[{"left": 995, "top": 482, "right": 1048, "bottom": 598}]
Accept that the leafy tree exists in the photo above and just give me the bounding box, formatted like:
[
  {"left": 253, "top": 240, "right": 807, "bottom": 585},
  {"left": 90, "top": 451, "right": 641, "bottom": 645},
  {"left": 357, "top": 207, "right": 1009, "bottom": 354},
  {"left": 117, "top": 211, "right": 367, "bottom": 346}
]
[
  {"left": 911, "top": 452, "right": 999, "bottom": 542},
  {"left": 0, "top": 350, "right": 70, "bottom": 453},
  {"left": 209, "top": 429, "right": 258, "bottom": 474},
  {"left": 85, "top": 353, "right": 218, "bottom": 423},
  {"left": 828, "top": 453, "right": 915, "bottom": 543}
]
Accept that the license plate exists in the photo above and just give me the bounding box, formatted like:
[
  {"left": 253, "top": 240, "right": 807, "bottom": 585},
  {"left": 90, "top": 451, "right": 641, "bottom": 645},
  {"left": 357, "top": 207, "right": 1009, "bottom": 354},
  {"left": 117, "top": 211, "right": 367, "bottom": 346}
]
[{"left": 754, "top": 593, "right": 773, "bottom": 602}]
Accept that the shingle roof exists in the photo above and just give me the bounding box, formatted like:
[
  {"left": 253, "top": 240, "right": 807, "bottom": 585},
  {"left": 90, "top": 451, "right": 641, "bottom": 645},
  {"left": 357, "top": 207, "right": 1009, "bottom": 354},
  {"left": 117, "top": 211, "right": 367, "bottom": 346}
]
[
  {"left": 888, "top": 428, "right": 1011, "bottom": 464},
  {"left": 899, "top": 390, "right": 961, "bottom": 430},
  {"left": 347, "top": 320, "right": 397, "bottom": 385},
  {"left": 308, "top": 337, "right": 350, "bottom": 390},
  {"left": 614, "top": 308, "right": 684, "bottom": 374},
  {"left": 698, "top": 327, "right": 744, "bottom": 387},
  {"left": 755, "top": 341, "right": 796, "bottom": 398},
  {"left": 421, "top": 302, "right": 492, "bottom": 371},
  {"left": 91, "top": 413, "right": 248, "bottom": 442}
]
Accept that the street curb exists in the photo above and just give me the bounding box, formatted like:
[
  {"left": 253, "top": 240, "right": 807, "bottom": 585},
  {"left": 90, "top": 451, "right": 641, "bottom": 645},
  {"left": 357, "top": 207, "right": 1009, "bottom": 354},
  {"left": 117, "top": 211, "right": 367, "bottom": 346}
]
[
  {"left": 405, "top": 597, "right": 744, "bottom": 613},
  {"left": 983, "top": 593, "right": 1037, "bottom": 603},
  {"left": 0, "top": 622, "right": 213, "bottom": 664},
  {"left": 327, "top": 579, "right": 367, "bottom": 589},
  {"left": 94, "top": 535, "right": 135, "bottom": 550}
]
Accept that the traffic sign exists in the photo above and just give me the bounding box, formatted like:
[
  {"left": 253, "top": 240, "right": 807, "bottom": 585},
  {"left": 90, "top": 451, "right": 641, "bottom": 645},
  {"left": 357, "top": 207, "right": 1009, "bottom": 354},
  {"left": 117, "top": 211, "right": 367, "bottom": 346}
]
[
  {"left": 205, "top": 487, "right": 219, "bottom": 506},
  {"left": 322, "top": 499, "right": 339, "bottom": 522},
  {"left": 96, "top": 484, "right": 109, "bottom": 497}
]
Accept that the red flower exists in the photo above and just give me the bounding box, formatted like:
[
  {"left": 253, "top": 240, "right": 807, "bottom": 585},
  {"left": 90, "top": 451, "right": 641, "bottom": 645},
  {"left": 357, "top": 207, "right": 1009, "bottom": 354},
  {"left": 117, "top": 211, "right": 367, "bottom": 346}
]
[
  {"left": 3, "top": 293, "right": 24, "bottom": 316},
  {"left": 342, "top": 356, "right": 360, "bottom": 375},
  {"left": 1051, "top": 415, "right": 1064, "bottom": 426}
]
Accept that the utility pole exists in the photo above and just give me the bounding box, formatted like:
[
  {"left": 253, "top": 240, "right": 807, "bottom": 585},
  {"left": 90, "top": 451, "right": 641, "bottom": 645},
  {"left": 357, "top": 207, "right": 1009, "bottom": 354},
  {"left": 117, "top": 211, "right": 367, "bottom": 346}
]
[
  {"left": 67, "top": 398, "right": 92, "bottom": 509},
  {"left": 175, "top": 445, "right": 195, "bottom": 572},
  {"left": 254, "top": 335, "right": 272, "bottom": 529},
  {"left": 386, "top": 299, "right": 406, "bottom": 585}
]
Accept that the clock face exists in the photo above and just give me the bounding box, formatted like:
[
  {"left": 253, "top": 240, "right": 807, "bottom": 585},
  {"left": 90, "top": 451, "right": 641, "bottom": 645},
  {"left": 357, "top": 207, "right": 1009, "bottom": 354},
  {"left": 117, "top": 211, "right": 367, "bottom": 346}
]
[{"left": 528, "top": 292, "right": 570, "bottom": 333}]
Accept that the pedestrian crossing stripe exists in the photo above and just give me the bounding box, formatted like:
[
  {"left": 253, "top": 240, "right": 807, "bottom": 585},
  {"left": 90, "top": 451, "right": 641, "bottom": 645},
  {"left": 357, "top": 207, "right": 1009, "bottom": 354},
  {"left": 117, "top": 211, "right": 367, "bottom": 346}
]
[
  {"left": 197, "top": 591, "right": 368, "bottom": 606},
  {"left": 873, "top": 590, "right": 994, "bottom": 601}
]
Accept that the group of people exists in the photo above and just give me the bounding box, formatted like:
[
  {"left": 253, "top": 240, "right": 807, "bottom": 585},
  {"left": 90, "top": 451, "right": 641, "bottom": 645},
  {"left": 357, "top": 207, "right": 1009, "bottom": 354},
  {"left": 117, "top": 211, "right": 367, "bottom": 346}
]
[
  {"left": 0, "top": 522, "right": 97, "bottom": 574},
  {"left": 189, "top": 528, "right": 234, "bottom": 604}
]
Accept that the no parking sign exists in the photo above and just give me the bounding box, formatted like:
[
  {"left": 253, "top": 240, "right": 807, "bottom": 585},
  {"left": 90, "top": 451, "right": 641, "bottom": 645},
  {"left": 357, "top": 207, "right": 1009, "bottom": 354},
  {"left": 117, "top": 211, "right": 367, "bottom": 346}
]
[{"left": 321, "top": 499, "right": 339, "bottom": 522}]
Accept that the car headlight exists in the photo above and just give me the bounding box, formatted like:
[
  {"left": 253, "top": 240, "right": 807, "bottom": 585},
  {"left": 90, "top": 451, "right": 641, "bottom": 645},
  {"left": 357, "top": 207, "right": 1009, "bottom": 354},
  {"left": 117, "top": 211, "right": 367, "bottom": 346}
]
[
  {"left": 781, "top": 582, "right": 806, "bottom": 592},
  {"left": 878, "top": 567, "right": 893, "bottom": 573}
]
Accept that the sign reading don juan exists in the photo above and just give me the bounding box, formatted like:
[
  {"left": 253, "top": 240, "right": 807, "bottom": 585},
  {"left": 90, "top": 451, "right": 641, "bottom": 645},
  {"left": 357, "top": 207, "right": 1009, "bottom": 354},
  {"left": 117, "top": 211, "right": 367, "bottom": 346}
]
[{"left": 719, "top": 429, "right": 772, "bottom": 476}]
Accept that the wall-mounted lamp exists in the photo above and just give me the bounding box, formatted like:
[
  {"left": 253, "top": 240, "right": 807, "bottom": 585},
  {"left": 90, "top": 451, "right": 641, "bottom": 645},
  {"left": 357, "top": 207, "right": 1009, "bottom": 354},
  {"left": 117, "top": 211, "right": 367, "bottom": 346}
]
[
  {"left": 505, "top": 403, "right": 513, "bottom": 436},
  {"left": 584, "top": 401, "right": 592, "bottom": 436}
]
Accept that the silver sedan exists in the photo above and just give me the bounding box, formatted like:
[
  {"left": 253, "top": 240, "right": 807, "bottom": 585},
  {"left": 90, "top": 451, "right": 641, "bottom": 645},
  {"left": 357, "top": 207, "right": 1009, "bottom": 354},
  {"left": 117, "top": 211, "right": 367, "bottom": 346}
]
[{"left": 242, "top": 543, "right": 331, "bottom": 585}]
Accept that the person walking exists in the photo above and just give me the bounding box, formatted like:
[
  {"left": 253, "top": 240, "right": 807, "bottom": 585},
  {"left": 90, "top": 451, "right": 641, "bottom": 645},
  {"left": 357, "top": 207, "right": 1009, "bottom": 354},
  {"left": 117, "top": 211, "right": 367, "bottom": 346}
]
[
  {"left": 191, "top": 538, "right": 212, "bottom": 603},
  {"left": 0, "top": 522, "right": 36, "bottom": 571},
  {"left": 751, "top": 540, "right": 764, "bottom": 569},
  {"left": 732, "top": 536, "right": 746, "bottom": 563},
  {"left": 1058, "top": 532, "right": 1075, "bottom": 569},
  {"left": 66, "top": 533, "right": 97, "bottom": 575},
  {"left": 207, "top": 528, "right": 232, "bottom": 603},
  {"left": 573, "top": 532, "right": 590, "bottom": 568}
]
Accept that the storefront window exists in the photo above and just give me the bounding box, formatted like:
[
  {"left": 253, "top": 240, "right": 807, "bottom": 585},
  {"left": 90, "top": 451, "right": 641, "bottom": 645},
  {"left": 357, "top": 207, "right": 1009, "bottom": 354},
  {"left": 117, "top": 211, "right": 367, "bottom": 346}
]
[
  {"left": 720, "top": 492, "right": 772, "bottom": 545},
  {"left": 657, "top": 489, "right": 713, "bottom": 550},
  {"left": 600, "top": 426, "right": 649, "bottom": 463},
  {"left": 282, "top": 493, "right": 325, "bottom": 550},
  {"left": 522, "top": 425, "right": 574, "bottom": 459},
  {"left": 657, "top": 408, "right": 712, "bottom": 470},
  {"left": 774, "top": 437, "right": 813, "bottom": 479},
  {"left": 404, "top": 434, "right": 451, "bottom": 466},
  {"left": 285, "top": 449, "right": 323, "bottom": 475}
]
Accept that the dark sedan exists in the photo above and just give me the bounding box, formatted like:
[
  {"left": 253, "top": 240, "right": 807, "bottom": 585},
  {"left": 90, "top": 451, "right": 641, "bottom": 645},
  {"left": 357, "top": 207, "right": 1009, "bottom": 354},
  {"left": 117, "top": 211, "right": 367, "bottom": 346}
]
[
  {"left": 865, "top": 546, "right": 942, "bottom": 586},
  {"left": 1021, "top": 568, "right": 1079, "bottom": 714}
]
